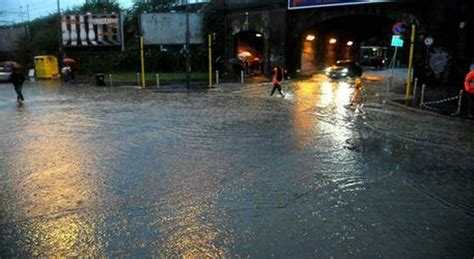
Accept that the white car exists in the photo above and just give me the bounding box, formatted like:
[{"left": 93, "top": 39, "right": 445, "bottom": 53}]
[{"left": 0, "top": 64, "right": 13, "bottom": 82}]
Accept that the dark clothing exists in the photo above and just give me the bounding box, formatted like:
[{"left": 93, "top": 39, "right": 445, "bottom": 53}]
[
  {"left": 467, "top": 92, "right": 473, "bottom": 117},
  {"left": 11, "top": 71, "right": 25, "bottom": 102},
  {"left": 270, "top": 82, "right": 284, "bottom": 96}
]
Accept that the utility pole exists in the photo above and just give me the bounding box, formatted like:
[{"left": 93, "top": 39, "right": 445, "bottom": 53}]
[
  {"left": 185, "top": 0, "right": 191, "bottom": 89},
  {"left": 57, "top": 0, "right": 64, "bottom": 77},
  {"left": 26, "top": 4, "right": 31, "bottom": 39}
]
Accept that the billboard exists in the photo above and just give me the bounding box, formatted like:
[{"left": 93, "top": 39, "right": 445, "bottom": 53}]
[
  {"left": 288, "top": 0, "right": 396, "bottom": 10},
  {"left": 61, "top": 14, "right": 122, "bottom": 47},
  {"left": 141, "top": 13, "right": 204, "bottom": 45}
]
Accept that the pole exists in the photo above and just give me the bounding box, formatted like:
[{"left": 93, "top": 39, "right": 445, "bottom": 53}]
[
  {"left": 387, "top": 46, "right": 398, "bottom": 93},
  {"left": 140, "top": 35, "right": 146, "bottom": 88},
  {"left": 405, "top": 24, "right": 416, "bottom": 101},
  {"left": 208, "top": 34, "right": 213, "bottom": 88},
  {"left": 156, "top": 74, "right": 160, "bottom": 89},
  {"left": 412, "top": 77, "right": 418, "bottom": 106},
  {"left": 137, "top": 73, "right": 140, "bottom": 86},
  {"left": 57, "top": 0, "right": 63, "bottom": 78},
  {"left": 216, "top": 70, "right": 219, "bottom": 84},
  {"left": 109, "top": 74, "right": 113, "bottom": 87},
  {"left": 26, "top": 4, "right": 30, "bottom": 39},
  {"left": 420, "top": 84, "right": 426, "bottom": 107},
  {"left": 453, "top": 90, "right": 463, "bottom": 116},
  {"left": 120, "top": 12, "right": 125, "bottom": 52},
  {"left": 185, "top": 0, "right": 191, "bottom": 89},
  {"left": 241, "top": 70, "right": 244, "bottom": 84}
]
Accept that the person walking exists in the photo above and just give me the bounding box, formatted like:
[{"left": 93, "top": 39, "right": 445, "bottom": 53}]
[
  {"left": 351, "top": 76, "right": 363, "bottom": 106},
  {"left": 11, "top": 67, "right": 25, "bottom": 103},
  {"left": 464, "top": 64, "right": 474, "bottom": 118},
  {"left": 270, "top": 64, "right": 285, "bottom": 97}
]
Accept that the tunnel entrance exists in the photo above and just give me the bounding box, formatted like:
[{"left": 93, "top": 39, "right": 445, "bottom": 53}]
[
  {"left": 300, "top": 15, "right": 398, "bottom": 74},
  {"left": 233, "top": 31, "right": 265, "bottom": 76}
]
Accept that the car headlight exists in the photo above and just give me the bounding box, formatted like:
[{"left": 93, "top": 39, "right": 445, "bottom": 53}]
[{"left": 342, "top": 68, "right": 349, "bottom": 73}]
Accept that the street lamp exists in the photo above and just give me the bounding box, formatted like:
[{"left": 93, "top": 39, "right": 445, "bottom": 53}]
[
  {"left": 346, "top": 41, "right": 354, "bottom": 46},
  {"left": 329, "top": 38, "right": 337, "bottom": 44},
  {"left": 306, "top": 34, "right": 316, "bottom": 41}
]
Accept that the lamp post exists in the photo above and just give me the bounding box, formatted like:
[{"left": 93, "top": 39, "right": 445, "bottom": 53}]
[
  {"left": 57, "top": 0, "right": 64, "bottom": 77},
  {"left": 185, "top": 0, "right": 191, "bottom": 89}
]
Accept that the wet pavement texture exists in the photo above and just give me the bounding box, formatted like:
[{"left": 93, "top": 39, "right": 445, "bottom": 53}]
[{"left": 1, "top": 75, "right": 474, "bottom": 257}]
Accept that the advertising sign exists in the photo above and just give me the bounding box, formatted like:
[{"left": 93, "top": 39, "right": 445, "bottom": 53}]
[
  {"left": 141, "top": 13, "right": 204, "bottom": 45},
  {"left": 61, "top": 13, "right": 122, "bottom": 47},
  {"left": 288, "top": 0, "right": 397, "bottom": 10}
]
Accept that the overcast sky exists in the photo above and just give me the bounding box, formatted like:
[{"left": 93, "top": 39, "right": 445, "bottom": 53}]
[{"left": 0, "top": 0, "right": 134, "bottom": 25}]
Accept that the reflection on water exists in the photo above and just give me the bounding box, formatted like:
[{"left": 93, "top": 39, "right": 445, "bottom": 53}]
[
  {"left": 12, "top": 112, "right": 103, "bottom": 256},
  {"left": 291, "top": 78, "right": 354, "bottom": 148}
]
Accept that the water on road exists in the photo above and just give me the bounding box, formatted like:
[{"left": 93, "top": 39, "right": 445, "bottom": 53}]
[{"left": 1, "top": 75, "right": 474, "bottom": 257}]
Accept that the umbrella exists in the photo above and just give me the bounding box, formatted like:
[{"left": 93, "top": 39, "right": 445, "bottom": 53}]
[
  {"left": 0, "top": 61, "right": 22, "bottom": 69},
  {"left": 63, "top": 58, "right": 76, "bottom": 65}
]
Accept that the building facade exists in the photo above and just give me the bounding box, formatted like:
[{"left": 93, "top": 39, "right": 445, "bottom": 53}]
[{"left": 209, "top": 0, "right": 473, "bottom": 84}]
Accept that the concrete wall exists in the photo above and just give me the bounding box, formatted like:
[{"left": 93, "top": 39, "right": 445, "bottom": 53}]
[{"left": 225, "top": 9, "right": 287, "bottom": 75}]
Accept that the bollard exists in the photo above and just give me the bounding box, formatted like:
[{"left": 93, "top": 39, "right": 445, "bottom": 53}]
[
  {"left": 241, "top": 70, "right": 244, "bottom": 84},
  {"left": 136, "top": 73, "right": 140, "bottom": 86},
  {"left": 155, "top": 74, "right": 160, "bottom": 89},
  {"left": 216, "top": 70, "right": 219, "bottom": 85},
  {"left": 420, "top": 84, "right": 426, "bottom": 107},
  {"left": 108, "top": 74, "right": 113, "bottom": 87},
  {"left": 412, "top": 78, "right": 418, "bottom": 106},
  {"left": 453, "top": 90, "right": 464, "bottom": 116}
]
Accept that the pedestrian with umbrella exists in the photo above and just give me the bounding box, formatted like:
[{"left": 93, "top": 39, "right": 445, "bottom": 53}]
[{"left": 62, "top": 57, "right": 76, "bottom": 83}]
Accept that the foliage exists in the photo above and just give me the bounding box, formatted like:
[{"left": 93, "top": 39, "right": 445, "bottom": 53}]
[{"left": 8, "top": 1, "right": 211, "bottom": 75}]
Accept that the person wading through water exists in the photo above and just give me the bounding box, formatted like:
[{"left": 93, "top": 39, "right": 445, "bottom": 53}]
[
  {"left": 11, "top": 67, "right": 25, "bottom": 104},
  {"left": 270, "top": 64, "right": 285, "bottom": 97}
]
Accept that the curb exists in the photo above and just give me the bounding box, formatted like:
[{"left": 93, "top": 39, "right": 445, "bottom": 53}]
[{"left": 385, "top": 100, "right": 472, "bottom": 122}]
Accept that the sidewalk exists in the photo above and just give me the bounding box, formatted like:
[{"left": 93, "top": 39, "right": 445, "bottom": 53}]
[{"left": 370, "top": 68, "right": 469, "bottom": 118}]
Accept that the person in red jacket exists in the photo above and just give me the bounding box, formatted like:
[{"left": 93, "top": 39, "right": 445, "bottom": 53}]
[
  {"left": 270, "top": 64, "right": 285, "bottom": 97},
  {"left": 464, "top": 64, "right": 474, "bottom": 117}
]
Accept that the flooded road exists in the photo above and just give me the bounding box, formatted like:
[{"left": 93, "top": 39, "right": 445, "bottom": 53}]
[{"left": 1, "top": 76, "right": 474, "bottom": 257}]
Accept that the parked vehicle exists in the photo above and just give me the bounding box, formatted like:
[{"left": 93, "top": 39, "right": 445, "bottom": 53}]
[
  {"left": 325, "top": 60, "right": 363, "bottom": 79},
  {"left": 0, "top": 64, "right": 13, "bottom": 82}
]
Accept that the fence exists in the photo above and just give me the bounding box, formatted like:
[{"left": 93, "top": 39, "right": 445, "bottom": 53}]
[{"left": 417, "top": 82, "right": 464, "bottom": 116}]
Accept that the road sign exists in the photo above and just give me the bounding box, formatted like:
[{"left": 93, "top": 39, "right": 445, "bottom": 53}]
[
  {"left": 392, "top": 22, "right": 405, "bottom": 35},
  {"left": 424, "top": 37, "right": 434, "bottom": 46},
  {"left": 391, "top": 35, "right": 404, "bottom": 47}
]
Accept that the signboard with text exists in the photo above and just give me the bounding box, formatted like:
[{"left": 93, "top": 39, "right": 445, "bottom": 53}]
[
  {"left": 61, "top": 13, "right": 122, "bottom": 47},
  {"left": 288, "top": 0, "right": 397, "bottom": 10}
]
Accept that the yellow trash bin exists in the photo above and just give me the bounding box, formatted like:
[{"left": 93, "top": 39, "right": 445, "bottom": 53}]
[{"left": 34, "top": 55, "right": 59, "bottom": 79}]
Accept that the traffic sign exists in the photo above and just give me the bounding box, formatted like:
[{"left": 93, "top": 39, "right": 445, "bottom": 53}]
[
  {"left": 391, "top": 35, "right": 404, "bottom": 47},
  {"left": 424, "top": 36, "right": 434, "bottom": 46},
  {"left": 392, "top": 22, "right": 405, "bottom": 35}
]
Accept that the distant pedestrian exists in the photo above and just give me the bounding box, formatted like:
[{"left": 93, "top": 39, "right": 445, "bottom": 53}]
[
  {"left": 11, "top": 67, "right": 25, "bottom": 103},
  {"left": 351, "top": 76, "right": 363, "bottom": 106},
  {"left": 464, "top": 64, "right": 474, "bottom": 118},
  {"left": 62, "top": 65, "right": 73, "bottom": 83},
  {"left": 270, "top": 64, "right": 285, "bottom": 97}
]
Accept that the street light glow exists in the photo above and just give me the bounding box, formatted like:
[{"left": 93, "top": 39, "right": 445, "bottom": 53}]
[
  {"left": 306, "top": 34, "right": 316, "bottom": 41},
  {"left": 256, "top": 33, "right": 263, "bottom": 38},
  {"left": 346, "top": 41, "right": 354, "bottom": 46},
  {"left": 329, "top": 38, "right": 337, "bottom": 44}
]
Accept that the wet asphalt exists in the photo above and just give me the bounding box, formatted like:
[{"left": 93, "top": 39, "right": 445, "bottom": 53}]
[{"left": 1, "top": 75, "right": 474, "bottom": 257}]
